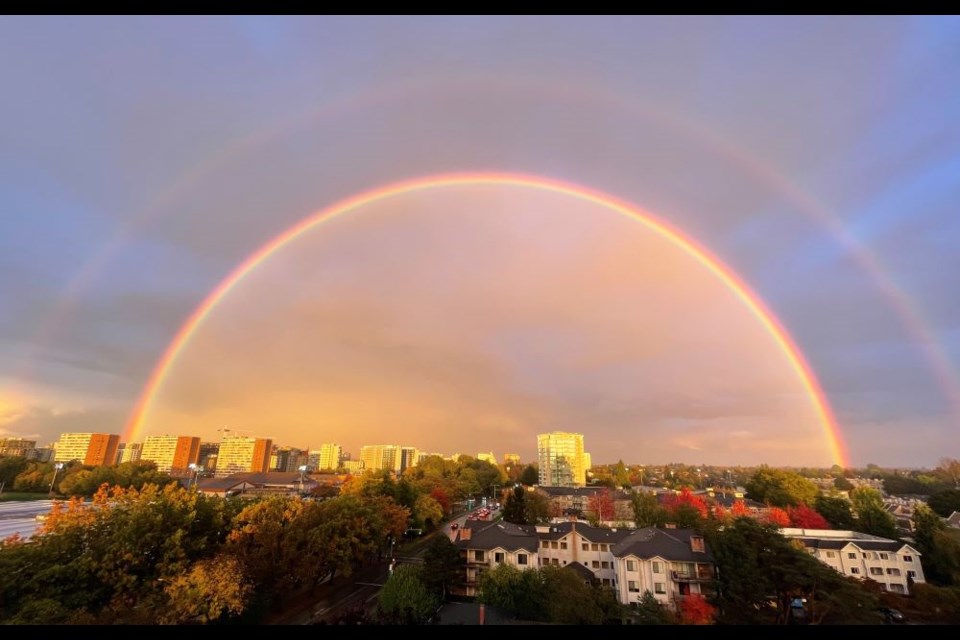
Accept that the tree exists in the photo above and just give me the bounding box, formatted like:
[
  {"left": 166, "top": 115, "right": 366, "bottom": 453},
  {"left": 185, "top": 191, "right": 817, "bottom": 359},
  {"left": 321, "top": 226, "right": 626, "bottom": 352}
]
[
  {"left": 745, "top": 467, "right": 818, "bottom": 507},
  {"left": 501, "top": 485, "right": 528, "bottom": 524},
  {"left": 413, "top": 494, "right": 444, "bottom": 529},
  {"left": 937, "top": 457, "right": 960, "bottom": 488},
  {"left": 524, "top": 489, "right": 551, "bottom": 524},
  {"left": 378, "top": 564, "right": 439, "bottom": 624},
  {"left": 631, "top": 491, "right": 668, "bottom": 528},
  {"left": 814, "top": 495, "right": 856, "bottom": 529},
  {"left": 663, "top": 487, "right": 708, "bottom": 528},
  {"left": 730, "top": 499, "right": 750, "bottom": 518},
  {"left": 765, "top": 507, "right": 791, "bottom": 527},
  {"left": 429, "top": 487, "right": 451, "bottom": 516},
  {"left": 0, "top": 456, "right": 27, "bottom": 487},
  {"left": 787, "top": 504, "right": 831, "bottom": 529},
  {"left": 587, "top": 488, "right": 616, "bottom": 522},
  {"left": 833, "top": 476, "right": 854, "bottom": 491},
  {"left": 630, "top": 591, "right": 675, "bottom": 625},
  {"left": 422, "top": 535, "right": 463, "bottom": 599},
  {"left": 160, "top": 555, "right": 252, "bottom": 624},
  {"left": 913, "top": 503, "right": 960, "bottom": 586},
  {"left": 928, "top": 489, "right": 960, "bottom": 518},
  {"left": 519, "top": 464, "right": 539, "bottom": 486},
  {"left": 678, "top": 593, "right": 715, "bottom": 624},
  {"left": 612, "top": 460, "right": 631, "bottom": 488}
]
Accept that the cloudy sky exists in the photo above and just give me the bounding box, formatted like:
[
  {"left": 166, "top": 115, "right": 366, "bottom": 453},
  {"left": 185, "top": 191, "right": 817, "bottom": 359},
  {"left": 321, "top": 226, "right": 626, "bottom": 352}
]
[{"left": 1, "top": 16, "right": 958, "bottom": 467}]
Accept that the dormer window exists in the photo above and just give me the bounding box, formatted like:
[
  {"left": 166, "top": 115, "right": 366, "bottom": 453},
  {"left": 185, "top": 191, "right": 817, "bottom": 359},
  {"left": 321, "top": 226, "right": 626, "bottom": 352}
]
[{"left": 691, "top": 536, "right": 705, "bottom": 553}]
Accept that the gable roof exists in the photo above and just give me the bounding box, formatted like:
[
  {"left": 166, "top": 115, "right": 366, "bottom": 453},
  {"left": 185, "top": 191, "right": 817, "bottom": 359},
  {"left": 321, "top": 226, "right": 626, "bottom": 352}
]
[
  {"left": 456, "top": 521, "right": 538, "bottom": 553},
  {"left": 612, "top": 527, "right": 713, "bottom": 562}
]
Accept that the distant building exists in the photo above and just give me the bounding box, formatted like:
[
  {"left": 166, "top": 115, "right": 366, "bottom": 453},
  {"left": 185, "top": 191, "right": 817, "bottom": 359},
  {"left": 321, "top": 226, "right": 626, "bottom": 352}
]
[
  {"left": 197, "top": 471, "right": 317, "bottom": 498},
  {"left": 503, "top": 453, "right": 521, "bottom": 466},
  {"left": 781, "top": 528, "right": 925, "bottom": 595},
  {"left": 477, "top": 452, "right": 496, "bottom": 464},
  {"left": 140, "top": 435, "right": 201, "bottom": 476},
  {"left": 342, "top": 459, "right": 365, "bottom": 473},
  {"left": 537, "top": 431, "right": 586, "bottom": 487},
  {"left": 360, "top": 444, "right": 418, "bottom": 474},
  {"left": 26, "top": 447, "right": 54, "bottom": 462},
  {"left": 198, "top": 442, "right": 219, "bottom": 471},
  {"left": 583, "top": 452, "right": 592, "bottom": 472},
  {"left": 119, "top": 442, "right": 143, "bottom": 463},
  {"left": 0, "top": 437, "right": 36, "bottom": 457},
  {"left": 53, "top": 433, "right": 119, "bottom": 466},
  {"left": 308, "top": 443, "right": 342, "bottom": 471},
  {"left": 536, "top": 486, "right": 633, "bottom": 521},
  {"left": 215, "top": 436, "right": 272, "bottom": 477},
  {"left": 400, "top": 446, "right": 419, "bottom": 473}
]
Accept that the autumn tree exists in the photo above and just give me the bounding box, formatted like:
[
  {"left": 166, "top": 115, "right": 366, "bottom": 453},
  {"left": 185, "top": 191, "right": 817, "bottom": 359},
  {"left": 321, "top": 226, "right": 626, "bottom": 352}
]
[
  {"left": 765, "top": 507, "right": 791, "bottom": 527},
  {"left": 787, "top": 504, "right": 831, "bottom": 529},
  {"left": 160, "top": 554, "right": 252, "bottom": 624},
  {"left": 588, "top": 487, "right": 616, "bottom": 522},
  {"left": 663, "top": 487, "right": 708, "bottom": 527},
  {"left": 678, "top": 593, "right": 715, "bottom": 624}
]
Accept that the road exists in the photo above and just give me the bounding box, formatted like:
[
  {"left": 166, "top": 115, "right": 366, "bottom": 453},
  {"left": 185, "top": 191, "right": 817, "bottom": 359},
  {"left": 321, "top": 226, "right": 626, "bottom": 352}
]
[{"left": 0, "top": 499, "right": 55, "bottom": 540}]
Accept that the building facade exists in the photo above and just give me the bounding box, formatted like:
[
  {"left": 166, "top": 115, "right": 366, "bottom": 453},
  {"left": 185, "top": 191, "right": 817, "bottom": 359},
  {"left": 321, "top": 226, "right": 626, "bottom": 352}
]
[
  {"left": 53, "top": 433, "right": 120, "bottom": 466},
  {"left": 454, "top": 520, "right": 713, "bottom": 609},
  {"left": 536, "top": 432, "right": 586, "bottom": 487},
  {"left": 140, "top": 435, "right": 201, "bottom": 475},
  {"left": 215, "top": 436, "right": 272, "bottom": 477},
  {"left": 503, "top": 453, "right": 521, "bottom": 465},
  {"left": 781, "top": 528, "right": 925, "bottom": 595},
  {"left": 307, "top": 443, "right": 342, "bottom": 471},
  {"left": 0, "top": 438, "right": 36, "bottom": 457}
]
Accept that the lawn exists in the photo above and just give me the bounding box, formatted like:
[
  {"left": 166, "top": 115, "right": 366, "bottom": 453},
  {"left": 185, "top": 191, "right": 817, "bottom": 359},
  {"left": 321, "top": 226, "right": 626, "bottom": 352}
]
[{"left": 0, "top": 491, "right": 49, "bottom": 502}]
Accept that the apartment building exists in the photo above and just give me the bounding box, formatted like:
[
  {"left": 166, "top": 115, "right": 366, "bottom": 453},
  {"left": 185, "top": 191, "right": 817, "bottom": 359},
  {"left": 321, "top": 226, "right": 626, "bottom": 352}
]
[
  {"left": 140, "top": 435, "right": 201, "bottom": 475},
  {"left": 53, "top": 433, "right": 120, "bottom": 466},
  {"left": 781, "top": 528, "right": 925, "bottom": 595}
]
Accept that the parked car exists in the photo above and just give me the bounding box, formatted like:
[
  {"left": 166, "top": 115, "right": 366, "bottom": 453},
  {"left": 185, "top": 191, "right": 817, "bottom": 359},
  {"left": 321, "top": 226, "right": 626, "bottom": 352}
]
[
  {"left": 879, "top": 607, "right": 905, "bottom": 623},
  {"left": 450, "top": 522, "right": 459, "bottom": 530}
]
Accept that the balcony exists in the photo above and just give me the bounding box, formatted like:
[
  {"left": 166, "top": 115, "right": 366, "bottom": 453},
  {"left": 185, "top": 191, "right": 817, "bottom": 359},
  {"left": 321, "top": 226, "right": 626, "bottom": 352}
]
[{"left": 670, "top": 569, "right": 713, "bottom": 582}]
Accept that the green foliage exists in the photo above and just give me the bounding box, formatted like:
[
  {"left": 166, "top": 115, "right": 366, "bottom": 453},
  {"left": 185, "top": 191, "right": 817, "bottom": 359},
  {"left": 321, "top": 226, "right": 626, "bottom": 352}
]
[
  {"left": 910, "top": 583, "right": 960, "bottom": 623},
  {"left": 0, "top": 456, "right": 28, "bottom": 486},
  {"left": 928, "top": 489, "right": 960, "bottom": 518},
  {"left": 833, "top": 476, "right": 854, "bottom": 491},
  {"left": 631, "top": 491, "right": 668, "bottom": 528},
  {"left": 501, "top": 485, "right": 528, "bottom": 524},
  {"left": 421, "top": 535, "right": 463, "bottom": 598},
  {"left": 707, "top": 517, "right": 878, "bottom": 624},
  {"left": 814, "top": 495, "right": 856, "bottom": 529},
  {"left": 630, "top": 591, "right": 676, "bottom": 624},
  {"left": 913, "top": 504, "right": 960, "bottom": 586},
  {"left": 744, "top": 467, "right": 819, "bottom": 507},
  {"left": 378, "top": 564, "right": 439, "bottom": 624},
  {"left": 519, "top": 464, "right": 539, "bottom": 486}
]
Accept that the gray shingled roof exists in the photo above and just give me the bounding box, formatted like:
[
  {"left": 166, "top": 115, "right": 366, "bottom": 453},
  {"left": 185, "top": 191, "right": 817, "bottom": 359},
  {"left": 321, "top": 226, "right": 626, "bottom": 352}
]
[
  {"left": 612, "top": 527, "right": 713, "bottom": 562},
  {"left": 456, "top": 521, "right": 539, "bottom": 553},
  {"left": 537, "top": 486, "right": 631, "bottom": 500},
  {"left": 564, "top": 561, "right": 596, "bottom": 582},
  {"left": 796, "top": 537, "right": 909, "bottom": 553},
  {"left": 537, "top": 521, "right": 634, "bottom": 543}
]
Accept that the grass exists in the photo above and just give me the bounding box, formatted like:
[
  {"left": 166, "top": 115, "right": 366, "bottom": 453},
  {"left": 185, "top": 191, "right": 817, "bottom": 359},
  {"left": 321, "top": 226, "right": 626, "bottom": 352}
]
[{"left": 0, "top": 491, "right": 49, "bottom": 502}]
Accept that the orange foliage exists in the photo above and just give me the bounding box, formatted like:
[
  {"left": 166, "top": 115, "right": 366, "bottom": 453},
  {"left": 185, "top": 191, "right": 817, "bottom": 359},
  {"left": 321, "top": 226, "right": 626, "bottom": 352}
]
[
  {"left": 678, "top": 593, "right": 716, "bottom": 625},
  {"left": 731, "top": 499, "right": 750, "bottom": 517},
  {"left": 765, "top": 506, "right": 791, "bottom": 527},
  {"left": 664, "top": 487, "right": 709, "bottom": 519}
]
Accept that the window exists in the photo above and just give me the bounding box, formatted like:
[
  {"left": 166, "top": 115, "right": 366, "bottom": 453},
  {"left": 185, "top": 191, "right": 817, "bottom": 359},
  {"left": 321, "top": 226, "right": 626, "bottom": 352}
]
[
  {"left": 655, "top": 583, "right": 666, "bottom": 594},
  {"left": 653, "top": 561, "right": 663, "bottom": 574},
  {"left": 552, "top": 558, "right": 559, "bottom": 566},
  {"left": 826, "top": 551, "right": 836, "bottom": 558},
  {"left": 541, "top": 540, "right": 549, "bottom": 548},
  {"left": 889, "top": 584, "right": 905, "bottom": 594},
  {"left": 850, "top": 567, "right": 860, "bottom": 575},
  {"left": 560, "top": 541, "right": 567, "bottom": 550},
  {"left": 862, "top": 552, "right": 869, "bottom": 558},
  {"left": 870, "top": 567, "right": 884, "bottom": 576},
  {"left": 592, "top": 560, "right": 600, "bottom": 568},
  {"left": 848, "top": 552, "right": 857, "bottom": 559},
  {"left": 591, "top": 543, "right": 599, "bottom": 551},
  {"left": 690, "top": 536, "right": 705, "bottom": 553},
  {"left": 600, "top": 544, "right": 608, "bottom": 552},
  {"left": 886, "top": 568, "right": 901, "bottom": 577},
  {"left": 601, "top": 561, "right": 610, "bottom": 569},
  {"left": 907, "top": 570, "right": 917, "bottom": 579},
  {"left": 628, "top": 580, "right": 639, "bottom": 593},
  {"left": 880, "top": 553, "right": 888, "bottom": 560},
  {"left": 517, "top": 554, "right": 528, "bottom": 566},
  {"left": 602, "top": 578, "right": 612, "bottom": 587},
  {"left": 582, "top": 543, "right": 589, "bottom": 551},
  {"left": 626, "top": 560, "right": 636, "bottom": 572},
  {"left": 474, "top": 550, "right": 484, "bottom": 562},
  {"left": 551, "top": 541, "right": 559, "bottom": 549},
  {"left": 494, "top": 552, "right": 505, "bottom": 564},
  {"left": 904, "top": 555, "right": 913, "bottom": 562}
]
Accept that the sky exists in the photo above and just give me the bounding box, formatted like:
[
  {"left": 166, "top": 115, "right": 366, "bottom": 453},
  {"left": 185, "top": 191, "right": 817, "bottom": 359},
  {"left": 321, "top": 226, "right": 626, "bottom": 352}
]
[{"left": 1, "top": 16, "right": 958, "bottom": 467}]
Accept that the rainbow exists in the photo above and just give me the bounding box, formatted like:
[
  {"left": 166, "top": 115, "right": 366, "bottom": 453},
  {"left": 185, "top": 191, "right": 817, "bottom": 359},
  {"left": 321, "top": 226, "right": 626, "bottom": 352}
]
[{"left": 123, "top": 172, "right": 849, "bottom": 466}]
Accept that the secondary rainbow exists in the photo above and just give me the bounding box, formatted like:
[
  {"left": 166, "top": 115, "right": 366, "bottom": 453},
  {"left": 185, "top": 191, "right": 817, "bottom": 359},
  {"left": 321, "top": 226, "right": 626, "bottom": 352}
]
[{"left": 124, "top": 172, "right": 850, "bottom": 466}]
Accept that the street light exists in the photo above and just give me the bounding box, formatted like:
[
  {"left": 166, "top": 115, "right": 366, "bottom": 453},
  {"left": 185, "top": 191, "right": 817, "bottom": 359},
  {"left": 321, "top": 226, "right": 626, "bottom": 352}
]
[
  {"left": 188, "top": 463, "right": 200, "bottom": 491},
  {"left": 298, "top": 465, "right": 308, "bottom": 496},
  {"left": 49, "top": 462, "right": 64, "bottom": 496}
]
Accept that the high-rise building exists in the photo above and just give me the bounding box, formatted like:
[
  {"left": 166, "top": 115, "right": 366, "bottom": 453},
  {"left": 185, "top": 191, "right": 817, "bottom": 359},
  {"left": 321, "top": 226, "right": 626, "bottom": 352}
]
[
  {"left": 360, "top": 444, "right": 401, "bottom": 473},
  {"left": 503, "top": 453, "right": 521, "bottom": 465},
  {"left": 477, "top": 452, "right": 496, "bottom": 464},
  {"left": 198, "top": 442, "right": 219, "bottom": 471},
  {"left": 53, "top": 433, "right": 120, "bottom": 466},
  {"left": 215, "top": 436, "right": 272, "bottom": 477},
  {"left": 140, "top": 435, "right": 201, "bottom": 476},
  {"left": 400, "top": 446, "right": 419, "bottom": 474},
  {"left": 314, "top": 443, "right": 342, "bottom": 470},
  {"left": 119, "top": 442, "right": 143, "bottom": 464},
  {"left": 0, "top": 438, "right": 36, "bottom": 457},
  {"left": 583, "top": 452, "right": 592, "bottom": 472},
  {"left": 537, "top": 431, "right": 586, "bottom": 487},
  {"left": 342, "top": 459, "right": 365, "bottom": 473}
]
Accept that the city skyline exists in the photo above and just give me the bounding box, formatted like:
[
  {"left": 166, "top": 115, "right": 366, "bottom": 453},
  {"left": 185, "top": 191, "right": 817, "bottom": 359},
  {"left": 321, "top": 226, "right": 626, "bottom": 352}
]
[{"left": 2, "top": 17, "right": 959, "bottom": 467}]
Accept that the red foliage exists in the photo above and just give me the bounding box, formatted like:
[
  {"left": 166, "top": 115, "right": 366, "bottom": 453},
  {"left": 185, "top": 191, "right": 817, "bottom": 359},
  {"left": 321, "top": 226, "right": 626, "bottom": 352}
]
[
  {"left": 730, "top": 499, "right": 750, "bottom": 517},
  {"left": 678, "top": 593, "right": 716, "bottom": 625},
  {"left": 787, "top": 503, "right": 831, "bottom": 529},
  {"left": 765, "top": 506, "right": 791, "bottom": 527},
  {"left": 663, "top": 487, "right": 709, "bottom": 519},
  {"left": 712, "top": 504, "right": 729, "bottom": 522},
  {"left": 430, "top": 488, "right": 451, "bottom": 516},
  {"left": 588, "top": 488, "right": 616, "bottom": 521}
]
